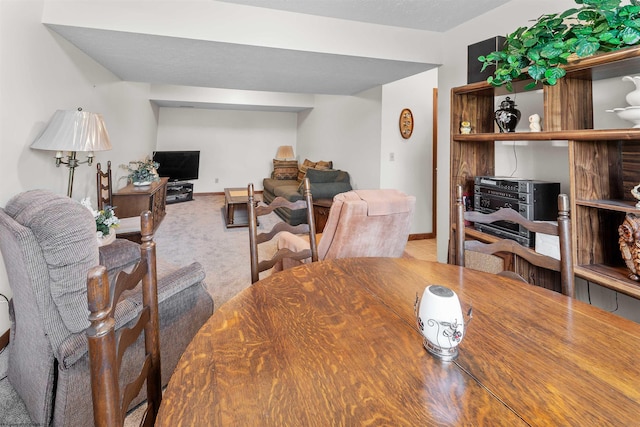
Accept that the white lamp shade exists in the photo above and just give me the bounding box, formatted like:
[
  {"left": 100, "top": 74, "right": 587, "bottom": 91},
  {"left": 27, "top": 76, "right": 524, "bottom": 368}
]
[
  {"left": 31, "top": 109, "right": 112, "bottom": 152},
  {"left": 275, "top": 145, "right": 294, "bottom": 160}
]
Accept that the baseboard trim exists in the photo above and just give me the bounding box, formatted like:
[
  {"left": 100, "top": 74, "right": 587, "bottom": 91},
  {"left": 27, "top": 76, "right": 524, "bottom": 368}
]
[
  {"left": 195, "top": 191, "right": 263, "bottom": 197},
  {"left": 409, "top": 233, "right": 434, "bottom": 240},
  {"left": 0, "top": 329, "right": 9, "bottom": 351}
]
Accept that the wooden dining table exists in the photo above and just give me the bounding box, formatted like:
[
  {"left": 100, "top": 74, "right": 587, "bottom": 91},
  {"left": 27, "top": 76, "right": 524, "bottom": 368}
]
[{"left": 156, "top": 258, "right": 640, "bottom": 426}]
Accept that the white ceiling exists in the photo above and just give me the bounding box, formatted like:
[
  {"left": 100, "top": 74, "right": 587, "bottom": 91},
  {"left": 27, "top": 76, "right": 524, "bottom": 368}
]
[
  {"left": 44, "top": 0, "right": 512, "bottom": 110},
  {"left": 217, "top": 0, "right": 511, "bottom": 32}
]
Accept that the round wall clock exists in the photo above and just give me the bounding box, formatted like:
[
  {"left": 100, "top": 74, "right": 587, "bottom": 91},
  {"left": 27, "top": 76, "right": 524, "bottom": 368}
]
[{"left": 399, "top": 108, "right": 414, "bottom": 139}]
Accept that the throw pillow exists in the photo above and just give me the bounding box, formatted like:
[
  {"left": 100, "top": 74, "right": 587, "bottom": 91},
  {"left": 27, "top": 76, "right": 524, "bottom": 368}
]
[
  {"left": 315, "top": 160, "right": 333, "bottom": 170},
  {"left": 300, "top": 182, "right": 353, "bottom": 199},
  {"left": 273, "top": 159, "right": 299, "bottom": 180},
  {"left": 297, "top": 158, "right": 317, "bottom": 181},
  {"left": 305, "top": 168, "right": 341, "bottom": 183}
]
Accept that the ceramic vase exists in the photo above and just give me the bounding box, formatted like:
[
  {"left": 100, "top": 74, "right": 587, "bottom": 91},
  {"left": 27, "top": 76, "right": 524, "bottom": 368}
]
[
  {"left": 97, "top": 232, "right": 116, "bottom": 247},
  {"left": 495, "top": 96, "right": 521, "bottom": 133},
  {"left": 623, "top": 76, "right": 640, "bottom": 106},
  {"left": 416, "top": 285, "right": 466, "bottom": 361}
]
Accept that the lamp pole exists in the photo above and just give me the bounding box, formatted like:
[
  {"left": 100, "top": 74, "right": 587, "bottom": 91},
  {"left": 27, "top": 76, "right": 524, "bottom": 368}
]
[{"left": 56, "top": 150, "right": 94, "bottom": 198}]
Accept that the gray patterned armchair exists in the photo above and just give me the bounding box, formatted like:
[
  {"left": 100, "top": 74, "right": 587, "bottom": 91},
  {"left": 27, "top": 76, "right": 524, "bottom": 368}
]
[{"left": 0, "top": 190, "right": 213, "bottom": 426}]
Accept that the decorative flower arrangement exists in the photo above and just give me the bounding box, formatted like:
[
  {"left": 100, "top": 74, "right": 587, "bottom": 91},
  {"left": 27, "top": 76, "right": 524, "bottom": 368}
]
[
  {"left": 81, "top": 198, "right": 120, "bottom": 238},
  {"left": 121, "top": 157, "right": 160, "bottom": 185}
]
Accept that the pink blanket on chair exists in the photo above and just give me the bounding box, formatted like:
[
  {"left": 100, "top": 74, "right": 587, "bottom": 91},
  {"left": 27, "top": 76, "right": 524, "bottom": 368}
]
[{"left": 354, "top": 190, "right": 414, "bottom": 216}]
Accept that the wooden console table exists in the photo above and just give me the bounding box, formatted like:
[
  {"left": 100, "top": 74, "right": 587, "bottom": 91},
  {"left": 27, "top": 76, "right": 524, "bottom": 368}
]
[
  {"left": 112, "top": 178, "right": 168, "bottom": 234},
  {"left": 313, "top": 198, "right": 332, "bottom": 233},
  {"left": 224, "top": 187, "right": 252, "bottom": 228}
]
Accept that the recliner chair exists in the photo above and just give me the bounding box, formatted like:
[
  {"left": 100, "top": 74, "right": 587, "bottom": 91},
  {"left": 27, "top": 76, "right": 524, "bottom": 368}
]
[
  {"left": 276, "top": 189, "right": 416, "bottom": 270},
  {"left": 0, "top": 190, "right": 213, "bottom": 426}
]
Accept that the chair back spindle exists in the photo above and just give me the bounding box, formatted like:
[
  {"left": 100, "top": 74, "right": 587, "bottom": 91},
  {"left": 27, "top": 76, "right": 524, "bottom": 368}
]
[
  {"left": 455, "top": 185, "right": 465, "bottom": 267},
  {"left": 96, "top": 161, "right": 113, "bottom": 210}
]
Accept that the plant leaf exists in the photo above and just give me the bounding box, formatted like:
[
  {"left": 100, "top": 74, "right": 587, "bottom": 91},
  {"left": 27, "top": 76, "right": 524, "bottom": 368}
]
[
  {"left": 578, "top": 10, "right": 599, "bottom": 21},
  {"left": 527, "top": 48, "right": 541, "bottom": 62},
  {"left": 560, "top": 8, "right": 580, "bottom": 19},
  {"left": 599, "top": 30, "right": 616, "bottom": 41},
  {"left": 625, "top": 18, "right": 640, "bottom": 29},
  {"left": 545, "top": 67, "right": 566, "bottom": 80},
  {"left": 593, "top": 22, "right": 611, "bottom": 33},
  {"left": 506, "top": 54, "right": 520, "bottom": 64},
  {"left": 575, "top": 39, "right": 600, "bottom": 56},
  {"left": 540, "top": 44, "right": 563, "bottom": 58},
  {"left": 620, "top": 26, "right": 640, "bottom": 44},
  {"left": 528, "top": 64, "right": 546, "bottom": 81},
  {"left": 598, "top": 0, "right": 624, "bottom": 11}
]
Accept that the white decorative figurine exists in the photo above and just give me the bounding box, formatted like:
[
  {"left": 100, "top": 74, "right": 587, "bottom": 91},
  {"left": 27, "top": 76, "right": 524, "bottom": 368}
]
[{"left": 529, "top": 114, "right": 542, "bottom": 132}]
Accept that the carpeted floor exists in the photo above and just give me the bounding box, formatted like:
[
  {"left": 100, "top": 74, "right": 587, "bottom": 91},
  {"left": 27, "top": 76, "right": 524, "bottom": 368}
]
[
  {"left": 0, "top": 193, "right": 282, "bottom": 426},
  {"left": 154, "top": 193, "right": 282, "bottom": 308}
]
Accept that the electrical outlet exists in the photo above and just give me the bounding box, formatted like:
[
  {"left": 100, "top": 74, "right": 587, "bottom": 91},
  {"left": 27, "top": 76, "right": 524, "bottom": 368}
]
[
  {"left": 215, "top": 178, "right": 219, "bottom": 183},
  {"left": 389, "top": 152, "right": 395, "bottom": 161}
]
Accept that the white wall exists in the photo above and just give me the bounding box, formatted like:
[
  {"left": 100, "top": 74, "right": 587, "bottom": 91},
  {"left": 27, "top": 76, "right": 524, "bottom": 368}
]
[
  {"left": 297, "top": 87, "right": 383, "bottom": 191},
  {"left": 155, "top": 107, "right": 298, "bottom": 192},
  {"left": 0, "top": 0, "right": 161, "bottom": 334},
  {"left": 381, "top": 70, "right": 438, "bottom": 234}
]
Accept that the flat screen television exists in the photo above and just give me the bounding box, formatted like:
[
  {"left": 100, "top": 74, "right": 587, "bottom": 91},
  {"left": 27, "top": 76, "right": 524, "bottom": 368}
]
[{"left": 152, "top": 150, "right": 200, "bottom": 182}]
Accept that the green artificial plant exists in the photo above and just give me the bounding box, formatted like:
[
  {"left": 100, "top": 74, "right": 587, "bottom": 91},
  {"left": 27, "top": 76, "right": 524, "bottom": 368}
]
[
  {"left": 479, "top": 0, "right": 640, "bottom": 91},
  {"left": 121, "top": 157, "right": 160, "bottom": 184}
]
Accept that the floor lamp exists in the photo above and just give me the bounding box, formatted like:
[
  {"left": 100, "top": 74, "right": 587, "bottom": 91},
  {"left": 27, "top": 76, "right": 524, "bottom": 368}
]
[{"left": 31, "top": 108, "right": 112, "bottom": 198}]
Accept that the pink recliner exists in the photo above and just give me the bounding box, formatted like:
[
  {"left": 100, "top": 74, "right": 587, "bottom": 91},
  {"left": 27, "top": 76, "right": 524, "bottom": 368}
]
[{"left": 276, "top": 189, "right": 416, "bottom": 270}]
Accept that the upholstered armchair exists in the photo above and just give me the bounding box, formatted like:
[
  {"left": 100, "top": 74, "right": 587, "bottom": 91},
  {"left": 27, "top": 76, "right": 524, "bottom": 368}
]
[
  {"left": 276, "top": 189, "right": 416, "bottom": 269},
  {"left": 0, "top": 190, "right": 213, "bottom": 427}
]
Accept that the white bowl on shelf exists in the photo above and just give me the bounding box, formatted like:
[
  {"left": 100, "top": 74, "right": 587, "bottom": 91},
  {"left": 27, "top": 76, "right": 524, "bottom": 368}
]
[{"left": 606, "top": 106, "right": 640, "bottom": 128}]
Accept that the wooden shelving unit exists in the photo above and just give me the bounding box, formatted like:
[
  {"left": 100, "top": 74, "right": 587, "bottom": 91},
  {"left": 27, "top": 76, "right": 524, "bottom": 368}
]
[{"left": 449, "top": 45, "right": 640, "bottom": 299}]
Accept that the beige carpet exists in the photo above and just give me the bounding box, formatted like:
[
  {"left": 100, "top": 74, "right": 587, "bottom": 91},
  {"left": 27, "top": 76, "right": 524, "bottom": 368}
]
[{"left": 154, "top": 193, "right": 282, "bottom": 309}]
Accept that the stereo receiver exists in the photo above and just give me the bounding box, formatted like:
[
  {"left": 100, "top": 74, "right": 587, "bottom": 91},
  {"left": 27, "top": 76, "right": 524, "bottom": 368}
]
[{"left": 472, "top": 176, "right": 560, "bottom": 247}]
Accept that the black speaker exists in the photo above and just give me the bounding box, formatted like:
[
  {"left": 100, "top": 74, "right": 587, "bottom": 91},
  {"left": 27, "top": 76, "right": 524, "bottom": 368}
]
[{"left": 467, "top": 36, "right": 506, "bottom": 84}]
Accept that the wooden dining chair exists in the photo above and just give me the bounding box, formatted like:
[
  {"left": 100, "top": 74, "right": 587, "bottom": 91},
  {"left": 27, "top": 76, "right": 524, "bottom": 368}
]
[
  {"left": 248, "top": 177, "right": 318, "bottom": 283},
  {"left": 86, "top": 211, "right": 162, "bottom": 427},
  {"left": 97, "top": 161, "right": 113, "bottom": 209},
  {"left": 454, "top": 185, "right": 574, "bottom": 297},
  {"left": 97, "top": 162, "right": 142, "bottom": 242}
]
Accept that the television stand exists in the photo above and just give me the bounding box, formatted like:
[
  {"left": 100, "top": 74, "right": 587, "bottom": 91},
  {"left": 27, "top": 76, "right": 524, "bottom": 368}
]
[{"left": 166, "top": 182, "right": 193, "bottom": 204}]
